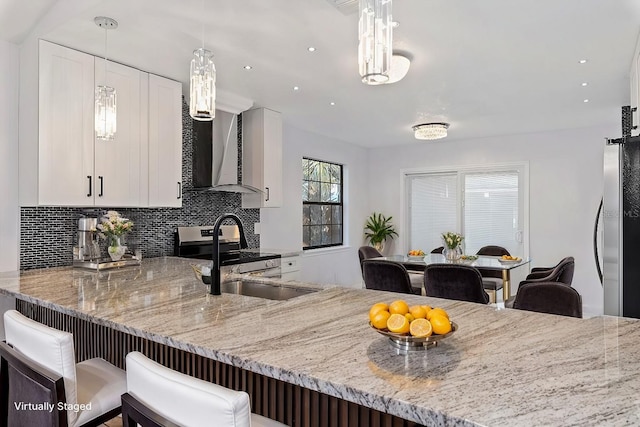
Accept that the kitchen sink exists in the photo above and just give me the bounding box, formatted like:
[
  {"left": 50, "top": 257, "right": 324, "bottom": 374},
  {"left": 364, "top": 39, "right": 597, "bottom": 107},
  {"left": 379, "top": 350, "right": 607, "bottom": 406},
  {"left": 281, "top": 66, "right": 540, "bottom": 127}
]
[{"left": 221, "top": 280, "right": 319, "bottom": 300}]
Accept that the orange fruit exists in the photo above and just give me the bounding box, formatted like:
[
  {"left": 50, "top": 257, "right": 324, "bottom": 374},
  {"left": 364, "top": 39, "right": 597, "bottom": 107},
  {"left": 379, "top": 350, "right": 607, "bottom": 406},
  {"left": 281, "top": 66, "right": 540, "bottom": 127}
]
[
  {"left": 370, "top": 310, "right": 391, "bottom": 330},
  {"left": 404, "top": 313, "right": 415, "bottom": 323},
  {"left": 409, "top": 305, "right": 427, "bottom": 319},
  {"left": 369, "top": 303, "right": 389, "bottom": 322},
  {"left": 409, "top": 318, "right": 433, "bottom": 338},
  {"left": 430, "top": 315, "right": 452, "bottom": 335},
  {"left": 427, "top": 307, "right": 449, "bottom": 320},
  {"left": 389, "top": 300, "right": 409, "bottom": 315},
  {"left": 387, "top": 313, "right": 410, "bottom": 334}
]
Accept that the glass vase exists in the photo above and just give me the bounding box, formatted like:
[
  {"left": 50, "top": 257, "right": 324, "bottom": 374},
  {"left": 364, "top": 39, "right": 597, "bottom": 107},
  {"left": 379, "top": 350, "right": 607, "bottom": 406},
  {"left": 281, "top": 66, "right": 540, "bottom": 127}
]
[
  {"left": 443, "top": 246, "right": 462, "bottom": 261},
  {"left": 108, "top": 236, "right": 127, "bottom": 261}
]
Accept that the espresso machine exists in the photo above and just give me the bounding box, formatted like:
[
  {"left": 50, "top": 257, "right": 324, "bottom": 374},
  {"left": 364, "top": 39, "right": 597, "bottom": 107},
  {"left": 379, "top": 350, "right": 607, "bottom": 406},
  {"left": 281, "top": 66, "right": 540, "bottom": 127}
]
[{"left": 75, "top": 218, "right": 100, "bottom": 261}]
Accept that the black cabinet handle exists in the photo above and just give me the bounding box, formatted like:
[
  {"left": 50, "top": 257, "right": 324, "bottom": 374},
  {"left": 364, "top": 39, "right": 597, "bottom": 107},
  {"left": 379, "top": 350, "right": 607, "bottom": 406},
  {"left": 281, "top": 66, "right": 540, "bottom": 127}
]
[
  {"left": 177, "top": 182, "right": 182, "bottom": 199},
  {"left": 98, "top": 176, "right": 104, "bottom": 197},
  {"left": 633, "top": 107, "right": 638, "bottom": 130},
  {"left": 87, "top": 176, "right": 92, "bottom": 197},
  {"left": 265, "top": 187, "right": 270, "bottom": 202}
]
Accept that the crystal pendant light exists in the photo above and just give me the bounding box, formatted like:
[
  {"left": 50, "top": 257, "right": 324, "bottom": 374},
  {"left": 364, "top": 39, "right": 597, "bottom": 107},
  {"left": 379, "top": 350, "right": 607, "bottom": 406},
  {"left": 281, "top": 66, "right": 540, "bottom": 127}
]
[
  {"left": 358, "top": 0, "right": 392, "bottom": 85},
  {"left": 94, "top": 17, "right": 118, "bottom": 141},
  {"left": 189, "top": 47, "right": 216, "bottom": 121}
]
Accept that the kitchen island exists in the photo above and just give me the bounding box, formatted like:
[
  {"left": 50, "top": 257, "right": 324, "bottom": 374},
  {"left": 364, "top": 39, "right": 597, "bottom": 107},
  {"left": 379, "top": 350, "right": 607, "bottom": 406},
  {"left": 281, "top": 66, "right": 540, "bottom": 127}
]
[{"left": 0, "top": 257, "right": 638, "bottom": 426}]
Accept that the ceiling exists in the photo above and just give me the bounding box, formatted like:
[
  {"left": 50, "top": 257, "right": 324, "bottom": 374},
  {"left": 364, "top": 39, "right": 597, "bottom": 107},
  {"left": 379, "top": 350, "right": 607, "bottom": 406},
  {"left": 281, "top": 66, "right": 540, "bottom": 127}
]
[{"left": 2, "top": 0, "right": 640, "bottom": 147}]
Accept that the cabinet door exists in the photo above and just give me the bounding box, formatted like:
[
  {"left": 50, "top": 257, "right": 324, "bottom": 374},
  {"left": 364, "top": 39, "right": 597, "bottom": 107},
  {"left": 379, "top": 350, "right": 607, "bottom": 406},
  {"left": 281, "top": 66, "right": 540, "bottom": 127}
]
[
  {"left": 633, "top": 53, "right": 640, "bottom": 136},
  {"left": 38, "top": 40, "right": 94, "bottom": 206},
  {"left": 242, "top": 108, "right": 283, "bottom": 208},
  {"left": 148, "top": 74, "right": 182, "bottom": 207},
  {"left": 94, "top": 60, "right": 142, "bottom": 206}
]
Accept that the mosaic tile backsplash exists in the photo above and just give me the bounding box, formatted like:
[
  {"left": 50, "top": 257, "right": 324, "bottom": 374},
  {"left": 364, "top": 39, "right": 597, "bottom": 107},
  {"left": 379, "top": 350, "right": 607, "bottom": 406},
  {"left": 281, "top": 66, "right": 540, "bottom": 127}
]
[{"left": 20, "top": 99, "right": 260, "bottom": 270}]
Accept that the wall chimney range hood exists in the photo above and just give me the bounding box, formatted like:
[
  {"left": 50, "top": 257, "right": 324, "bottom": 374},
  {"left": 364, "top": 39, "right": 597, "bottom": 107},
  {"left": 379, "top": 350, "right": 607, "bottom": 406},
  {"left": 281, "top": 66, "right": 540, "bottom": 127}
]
[{"left": 192, "top": 109, "right": 261, "bottom": 194}]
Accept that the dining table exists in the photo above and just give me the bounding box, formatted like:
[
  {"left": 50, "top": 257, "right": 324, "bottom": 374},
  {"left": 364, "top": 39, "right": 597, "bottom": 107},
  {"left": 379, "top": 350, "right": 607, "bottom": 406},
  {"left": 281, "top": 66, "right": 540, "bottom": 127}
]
[{"left": 371, "top": 253, "right": 530, "bottom": 301}]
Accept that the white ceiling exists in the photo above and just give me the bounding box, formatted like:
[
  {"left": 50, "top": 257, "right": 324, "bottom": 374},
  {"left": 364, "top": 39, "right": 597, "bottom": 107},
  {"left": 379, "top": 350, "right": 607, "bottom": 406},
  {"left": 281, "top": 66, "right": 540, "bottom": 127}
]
[{"left": 2, "top": 0, "right": 640, "bottom": 147}]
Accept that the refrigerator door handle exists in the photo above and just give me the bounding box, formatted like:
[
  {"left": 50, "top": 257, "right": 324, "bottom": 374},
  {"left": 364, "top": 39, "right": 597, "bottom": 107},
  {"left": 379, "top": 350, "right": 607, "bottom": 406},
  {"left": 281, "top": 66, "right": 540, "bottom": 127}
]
[{"left": 594, "top": 198, "right": 604, "bottom": 285}]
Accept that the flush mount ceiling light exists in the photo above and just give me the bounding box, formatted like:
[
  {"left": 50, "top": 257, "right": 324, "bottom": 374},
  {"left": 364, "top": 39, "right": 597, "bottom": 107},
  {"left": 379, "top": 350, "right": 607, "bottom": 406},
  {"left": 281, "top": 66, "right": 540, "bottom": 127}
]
[
  {"left": 412, "top": 123, "right": 450, "bottom": 140},
  {"left": 190, "top": 3, "right": 216, "bottom": 121},
  {"left": 358, "top": 0, "right": 393, "bottom": 85},
  {"left": 94, "top": 17, "right": 118, "bottom": 141}
]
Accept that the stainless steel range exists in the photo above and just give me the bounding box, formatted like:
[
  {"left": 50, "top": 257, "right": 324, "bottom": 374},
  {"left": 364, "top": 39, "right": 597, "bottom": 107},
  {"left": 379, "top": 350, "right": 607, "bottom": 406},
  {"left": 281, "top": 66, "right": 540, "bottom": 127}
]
[{"left": 174, "top": 225, "right": 281, "bottom": 279}]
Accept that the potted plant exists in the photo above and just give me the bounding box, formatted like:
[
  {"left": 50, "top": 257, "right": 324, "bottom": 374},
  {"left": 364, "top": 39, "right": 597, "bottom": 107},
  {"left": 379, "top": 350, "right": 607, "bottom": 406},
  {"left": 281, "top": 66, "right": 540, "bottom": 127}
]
[{"left": 364, "top": 212, "right": 398, "bottom": 252}]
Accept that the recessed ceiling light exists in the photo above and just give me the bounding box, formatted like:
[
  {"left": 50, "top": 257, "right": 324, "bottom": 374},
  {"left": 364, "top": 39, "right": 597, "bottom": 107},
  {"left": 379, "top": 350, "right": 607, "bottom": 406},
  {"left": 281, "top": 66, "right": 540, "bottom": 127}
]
[
  {"left": 243, "top": 65, "right": 252, "bottom": 70},
  {"left": 584, "top": 99, "right": 590, "bottom": 103},
  {"left": 579, "top": 59, "right": 588, "bottom": 64},
  {"left": 293, "top": 86, "right": 300, "bottom": 91},
  {"left": 307, "top": 47, "right": 316, "bottom": 52},
  {"left": 581, "top": 82, "right": 588, "bottom": 86},
  {"left": 330, "top": 102, "right": 335, "bottom": 106}
]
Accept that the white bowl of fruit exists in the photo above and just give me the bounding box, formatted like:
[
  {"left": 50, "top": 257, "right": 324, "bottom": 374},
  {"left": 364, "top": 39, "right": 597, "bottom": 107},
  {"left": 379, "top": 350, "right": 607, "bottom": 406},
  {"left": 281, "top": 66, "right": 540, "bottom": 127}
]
[{"left": 407, "top": 249, "right": 425, "bottom": 261}]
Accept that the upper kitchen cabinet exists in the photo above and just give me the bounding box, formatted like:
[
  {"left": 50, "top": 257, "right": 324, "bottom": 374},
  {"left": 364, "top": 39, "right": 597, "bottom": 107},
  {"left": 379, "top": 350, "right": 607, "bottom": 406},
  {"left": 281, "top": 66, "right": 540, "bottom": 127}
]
[
  {"left": 242, "top": 108, "right": 283, "bottom": 208},
  {"left": 147, "top": 74, "right": 183, "bottom": 208},
  {"left": 20, "top": 40, "right": 182, "bottom": 207},
  {"left": 35, "top": 40, "right": 95, "bottom": 206},
  {"left": 631, "top": 32, "right": 640, "bottom": 136}
]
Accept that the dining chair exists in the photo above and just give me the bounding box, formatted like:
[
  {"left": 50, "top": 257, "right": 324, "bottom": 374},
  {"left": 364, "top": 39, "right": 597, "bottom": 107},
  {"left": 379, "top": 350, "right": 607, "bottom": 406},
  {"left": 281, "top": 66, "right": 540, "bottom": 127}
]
[
  {"left": 475, "top": 245, "right": 510, "bottom": 303},
  {"left": 505, "top": 257, "right": 575, "bottom": 308},
  {"left": 424, "top": 264, "right": 490, "bottom": 304},
  {"left": 358, "top": 246, "right": 383, "bottom": 278},
  {"left": 512, "top": 281, "right": 583, "bottom": 318},
  {"left": 123, "top": 351, "right": 286, "bottom": 427},
  {"left": 525, "top": 257, "right": 575, "bottom": 285},
  {"left": 430, "top": 246, "right": 444, "bottom": 254},
  {"left": 362, "top": 260, "right": 421, "bottom": 295},
  {"left": 1, "top": 310, "right": 126, "bottom": 427}
]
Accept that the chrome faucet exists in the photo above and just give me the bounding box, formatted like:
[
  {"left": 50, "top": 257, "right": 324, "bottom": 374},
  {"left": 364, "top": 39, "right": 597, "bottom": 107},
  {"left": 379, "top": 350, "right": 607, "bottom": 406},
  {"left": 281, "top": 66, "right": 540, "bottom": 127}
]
[{"left": 211, "top": 213, "right": 248, "bottom": 295}]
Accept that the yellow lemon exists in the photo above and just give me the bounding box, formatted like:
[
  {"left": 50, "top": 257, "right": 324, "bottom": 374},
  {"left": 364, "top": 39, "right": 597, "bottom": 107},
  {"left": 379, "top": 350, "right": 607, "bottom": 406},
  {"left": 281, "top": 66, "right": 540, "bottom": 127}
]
[
  {"left": 369, "top": 303, "right": 389, "bottom": 322},
  {"left": 409, "top": 305, "right": 427, "bottom": 319},
  {"left": 370, "top": 310, "right": 391, "bottom": 330},
  {"left": 409, "top": 318, "right": 433, "bottom": 338},
  {"left": 430, "top": 315, "right": 452, "bottom": 335},
  {"left": 427, "top": 307, "right": 449, "bottom": 320},
  {"left": 389, "top": 300, "right": 410, "bottom": 316},
  {"left": 404, "top": 313, "right": 415, "bottom": 323},
  {"left": 387, "top": 313, "right": 410, "bottom": 334}
]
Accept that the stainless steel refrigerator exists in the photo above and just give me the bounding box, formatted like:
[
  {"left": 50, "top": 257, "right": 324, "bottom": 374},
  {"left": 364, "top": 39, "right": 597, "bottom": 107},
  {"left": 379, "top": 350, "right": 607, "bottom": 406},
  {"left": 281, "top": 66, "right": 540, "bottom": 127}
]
[{"left": 601, "top": 106, "right": 640, "bottom": 318}]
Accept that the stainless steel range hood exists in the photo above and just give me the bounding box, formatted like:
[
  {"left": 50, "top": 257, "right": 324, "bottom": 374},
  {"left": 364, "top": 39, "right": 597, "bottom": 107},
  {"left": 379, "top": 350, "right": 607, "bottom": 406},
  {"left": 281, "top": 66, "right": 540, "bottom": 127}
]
[{"left": 192, "top": 109, "right": 261, "bottom": 194}]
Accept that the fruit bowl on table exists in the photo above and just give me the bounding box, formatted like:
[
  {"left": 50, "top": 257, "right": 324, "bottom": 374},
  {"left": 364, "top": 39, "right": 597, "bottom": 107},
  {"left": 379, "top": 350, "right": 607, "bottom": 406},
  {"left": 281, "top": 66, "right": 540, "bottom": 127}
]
[
  {"left": 370, "top": 322, "right": 458, "bottom": 351},
  {"left": 498, "top": 257, "right": 521, "bottom": 264},
  {"left": 460, "top": 255, "right": 478, "bottom": 264},
  {"left": 407, "top": 255, "right": 425, "bottom": 261}
]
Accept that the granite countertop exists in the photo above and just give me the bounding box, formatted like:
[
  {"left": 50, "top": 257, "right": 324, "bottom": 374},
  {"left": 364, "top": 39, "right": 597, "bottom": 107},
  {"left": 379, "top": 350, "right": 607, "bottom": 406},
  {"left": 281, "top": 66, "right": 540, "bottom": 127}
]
[{"left": 0, "top": 257, "right": 638, "bottom": 426}]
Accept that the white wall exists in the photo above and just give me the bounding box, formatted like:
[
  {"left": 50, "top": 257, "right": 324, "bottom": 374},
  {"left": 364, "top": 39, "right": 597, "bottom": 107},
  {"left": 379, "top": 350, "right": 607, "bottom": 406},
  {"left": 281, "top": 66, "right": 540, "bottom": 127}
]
[
  {"left": 367, "top": 125, "right": 617, "bottom": 317},
  {"left": 260, "top": 124, "right": 369, "bottom": 287},
  {"left": 0, "top": 40, "right": 20, "bottom": 272}
]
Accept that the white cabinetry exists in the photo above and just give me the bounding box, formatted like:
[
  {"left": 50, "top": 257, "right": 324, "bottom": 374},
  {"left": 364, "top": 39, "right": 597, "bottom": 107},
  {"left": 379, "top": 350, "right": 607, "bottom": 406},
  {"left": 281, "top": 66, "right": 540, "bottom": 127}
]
[
  {"left": 23, "top": 40, "right": 182, "bottom": 207},
  {"left": 280, "top": 255, "right": 301, "bottom": 281},
  {"left": 242, "top": 108, "right": 282, "bottom": 208},
  {"left": 148, "top": 74, "right": 183, "bottom": 207},
  {"left": 37, "top": 40, "right": 94, "bottom": 206}
]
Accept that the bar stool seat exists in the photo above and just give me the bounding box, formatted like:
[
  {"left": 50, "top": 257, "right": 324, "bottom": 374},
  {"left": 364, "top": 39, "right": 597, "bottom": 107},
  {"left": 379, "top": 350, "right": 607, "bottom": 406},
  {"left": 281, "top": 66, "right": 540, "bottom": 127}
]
[
  {"left": 1, "top": 310, "right": 126, "bottom": 427},
  {"left": 123, "top": 351, "right": 286, "bottom": 427}
]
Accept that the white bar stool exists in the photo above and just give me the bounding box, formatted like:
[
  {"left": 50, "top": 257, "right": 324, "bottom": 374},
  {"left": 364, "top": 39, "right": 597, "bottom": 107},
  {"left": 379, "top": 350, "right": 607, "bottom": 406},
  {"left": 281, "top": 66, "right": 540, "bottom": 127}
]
[
  {"left": 123, "top": 351, "right": 287, "bottom": 427},
  {"left": 1, "top": 310, "right": 126, "bottom": 426}
]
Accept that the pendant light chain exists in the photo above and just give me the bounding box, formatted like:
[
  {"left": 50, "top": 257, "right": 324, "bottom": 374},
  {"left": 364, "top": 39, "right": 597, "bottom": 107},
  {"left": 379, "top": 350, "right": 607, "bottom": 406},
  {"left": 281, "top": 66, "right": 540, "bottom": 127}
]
[{"left": 94, "top": 17, "right": 118, "bottom": 141}]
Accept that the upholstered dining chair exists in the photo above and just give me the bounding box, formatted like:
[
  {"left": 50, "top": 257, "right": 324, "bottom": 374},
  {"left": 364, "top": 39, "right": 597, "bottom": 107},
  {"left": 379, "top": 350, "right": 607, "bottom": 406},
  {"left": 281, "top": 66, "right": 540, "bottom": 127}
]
[
  {"left": 430, "top": 246, "right": 444, "bottom": 254},
  {"left": 358, "top": 246, "right": 383, "bottom": 278},
  {"left": 362, "top": 260, "right": 421, "bottom": 295},
  {"left": 512, "top": 281, "right": 583, "bottom": 318},
  {"left": 475, "top": 245, "right": 511, "bottom": 303},
  {"left": 424, "top": 264, "right": 490, "bottom": 304},
  {"left": 505, "top": 257, "right": 575, "bottom": 308},
  {"left": 122, "top": 351, "right": 286, "bottom": 427},
  {"left": 524, "top": 257, "right": 575, "bottom": 285},
  {"left": 1, "top": 310, "right": 126, "bottom": 427}
]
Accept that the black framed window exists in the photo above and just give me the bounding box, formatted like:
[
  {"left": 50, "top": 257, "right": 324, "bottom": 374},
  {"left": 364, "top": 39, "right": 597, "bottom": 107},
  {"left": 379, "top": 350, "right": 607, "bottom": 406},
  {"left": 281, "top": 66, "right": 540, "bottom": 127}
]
[{"left": 302, "top": 158, "right": 343, "bottom": 249}]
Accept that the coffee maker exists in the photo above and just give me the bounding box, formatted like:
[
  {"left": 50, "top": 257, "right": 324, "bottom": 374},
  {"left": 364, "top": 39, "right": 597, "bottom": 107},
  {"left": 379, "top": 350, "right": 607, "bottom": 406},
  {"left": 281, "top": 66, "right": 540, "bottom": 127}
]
[{"left": 75, "top": 218, "right": 100, "bottom": 261}]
